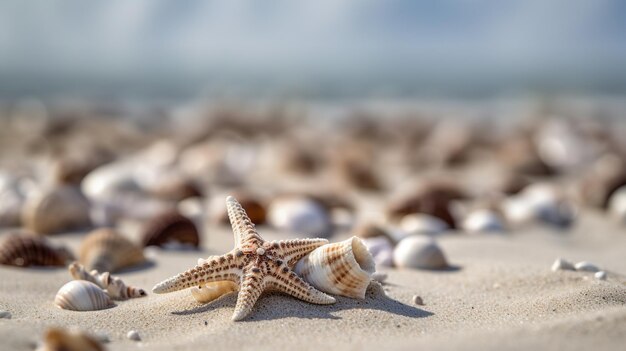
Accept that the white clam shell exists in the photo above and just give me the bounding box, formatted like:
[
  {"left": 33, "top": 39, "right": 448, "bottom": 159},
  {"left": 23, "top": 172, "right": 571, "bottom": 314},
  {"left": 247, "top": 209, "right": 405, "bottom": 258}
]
[
  {"left": 608, "top": 186, "right": 626, "bottom": 224},
  {"left": 54, "top": 280, "right": 113, "bottom": 311},
  {"left": 399, "top": 213, "right": 449, "bottom": 235},
  {"left": 393, "top": 236, "right": 448, "bottom": 270},
  {"left": 462, "top": 209, "right": 505, "bottom": 233},
  {"left": 267, "top": 196, "right": 331, "bottom": 238},
  {"left": 295, "top": 237, "right": 375, "bottom": 299}
]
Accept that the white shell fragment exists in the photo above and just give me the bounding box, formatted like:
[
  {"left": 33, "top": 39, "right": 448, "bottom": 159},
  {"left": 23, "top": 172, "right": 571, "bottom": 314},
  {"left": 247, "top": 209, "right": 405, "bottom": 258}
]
[
  {"left": 594, "top": 271, "right": 607, "bottom": 280},
  {"left": 574, "top": 261, "right": 600, "bottom": 273},
  {"left": 462, "top": 209, "right": 504, "bottom": 233},
  {"left": 399, "top": 213, "right": 448, "bottom": 235},
  {"left": 393, "top": 236, "right": 448, "bottom": 270},
  {"left": 0, "top": 310, "right": 11, "bottom": 319},
  {"left": 126, "top": 330, "right": 141, "bottom": 341},
  {"left": 295, "top": 237, "right": 375, "bottom": 299},
  {"left": 551, "top": 258, "right": 575, "bottom": 272},
  {"left": 54, "top": 280, "right": 114, "bottom": 311},
  {"left": 267, "top": 196, "right": 332, "bottom": 238}
]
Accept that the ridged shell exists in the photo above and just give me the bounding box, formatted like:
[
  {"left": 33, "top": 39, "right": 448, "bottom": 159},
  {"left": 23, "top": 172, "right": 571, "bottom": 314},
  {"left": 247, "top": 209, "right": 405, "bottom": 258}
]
[
  {"left": 54, "top": 280, "right": 114, "bottom": 311},
  {"left": 141, "top": 211, "right": 200, "bottom": 248},
  {"left": 0, "top": 234, "right": 72, "bottom": 267},
  {"left": 267, "top": 196, "right": 332, "bottom": 238},
  {"left": 69, "top": 262, "right": 147, "bottom": 300},
  {"left": 294, "top": 237, "right": 375, "bottom": 299},
  {"left": 21, "top": 185, "right": 91, "bottom": 234},
  {"left": 79, "top": 228, "right": 145, "bottom": 273},
  {"left": 393, "top": 236, "right": 448, "bottom": 270},
  {"left": 39, "top": 327, "right": 105, "bottom": 351}
]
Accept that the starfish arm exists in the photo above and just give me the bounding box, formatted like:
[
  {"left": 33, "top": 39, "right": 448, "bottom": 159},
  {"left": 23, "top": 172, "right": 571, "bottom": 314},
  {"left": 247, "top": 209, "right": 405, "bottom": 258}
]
[
  {"left": 152, "top": 254, "right": 241, "bottom": 294},
  {"left": 275, "top": 238, "right": 329, "bottom": 267},
  {"left": 226, "top": 196, "right": 263, "bottom": 247},
  {"left": 231, "top": 270, "right": 266, "bottom": 321},
  {"left": 266, "top": 267, "right": 336, "bottom": 305}
]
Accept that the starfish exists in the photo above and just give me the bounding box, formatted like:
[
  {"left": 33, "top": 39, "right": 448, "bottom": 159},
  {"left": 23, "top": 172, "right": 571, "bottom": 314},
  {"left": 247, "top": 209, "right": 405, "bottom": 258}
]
[{"left": 153, "top": 196, "right": 336, "bottom": 321}]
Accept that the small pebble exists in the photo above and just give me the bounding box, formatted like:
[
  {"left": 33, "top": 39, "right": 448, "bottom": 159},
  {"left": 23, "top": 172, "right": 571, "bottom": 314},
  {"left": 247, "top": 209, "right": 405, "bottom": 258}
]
[
  {"left": 412, "top": 295, "right": 424, "bottom": 306},
  {"left": 595, "top": 271, "right": 607, "bottom": 280},
  {"left": 0, "top": 310, "right": 11, "bottom": 319},
  {"left": 95, "top": 331, "right": 110, "bottom": 343},
  {"left": 371, "top": 272, "right": 388, "bottom": 283},
  {"left": 574, "top": 261, "right": 600, "bottom": 273},
  {"left": 551, "top": 258, "right": 575, "bottom": 272},
  {"left": 127, "top": 330, "right": 141, "bottom": 341}
]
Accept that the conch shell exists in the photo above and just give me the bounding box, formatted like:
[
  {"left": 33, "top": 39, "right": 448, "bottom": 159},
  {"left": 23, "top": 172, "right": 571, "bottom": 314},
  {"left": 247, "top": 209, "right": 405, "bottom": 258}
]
[
  {"left": 0, "top": 233, "right": 73, "bottom": 267},
  {"left": 68, "top": 262, "right": 146, "bottom": 300},
  {"left": 295, "top": 237, "right": 375, "bottom": 299},
  {"left": 54, "top": 280, "right": 114, "bottom": 311},
  {"left": 21, "top": 185, "right": 92, "bottom": 234},
  {"left": 37, "top": 327, "right": 105, "bottom": 351},
  {"left": 79, "top": 228, "right": 146, "bottom": 273}
]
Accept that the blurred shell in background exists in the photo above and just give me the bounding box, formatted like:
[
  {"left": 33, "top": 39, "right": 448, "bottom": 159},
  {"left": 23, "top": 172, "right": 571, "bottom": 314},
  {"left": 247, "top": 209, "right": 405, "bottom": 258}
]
[
  {"left": 354, "top": 223, "right": 395, "bottom": 267},
  {"left": 295, "top": 237, "right": 375, "bottom": 299},
  {"left": 608, "top": 185, "right": 626, "bottom": 224},
  {"left": 54, "top": 280, "right": 114, "bottom": 311},
  {"left": 21, "top": 185, "right": 91, "bottom": 234},
  {"left": 79, "top": 228, "right": 146, "bottom": 273},
  {"left": 393, "top": 236, "right": 448, "bottom": 270},
  {"left": 37, "top": 327, "right": 105, "bottom": 351},
  {"left": 0, "top": 233, "right": 73, "bottom": 267},
  {"left": 579, "top": 154, "right": 626, "bottom": 209},
  {"left": 0, "top": 173, "right": 29, "bottom": 227},
  {"left": 502, "top": 183, "right": 576, "bottom": 228},
  {"left": 141, "top": 211, "right": 200, "bottom": 249},
  {"left": 462, "top": 209, "right": 505, "bottom": 234},
  {"left": 267, "top": 195, "right": 332, "bottom": 238},
  {"left": 211, "top": 191, "right": 267, "bottom": 225},
  {"left": 331, "top": 142, "right": 384, "bottom": 191},
  {"left": 399, "top": 213, "right": 449, "bottom": 235}
]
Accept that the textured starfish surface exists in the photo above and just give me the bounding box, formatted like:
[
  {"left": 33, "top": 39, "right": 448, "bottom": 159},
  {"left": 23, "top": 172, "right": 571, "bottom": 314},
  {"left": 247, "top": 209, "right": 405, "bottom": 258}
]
[{"left": 153, "top": 196, "right": 336, "bottom": 321}]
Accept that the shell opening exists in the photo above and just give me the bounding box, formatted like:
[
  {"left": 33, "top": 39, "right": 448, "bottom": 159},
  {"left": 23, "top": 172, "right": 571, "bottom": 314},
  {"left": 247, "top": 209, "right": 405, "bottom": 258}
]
[{"left": 350, "top": 236, "right": 376, "bottom": 275}]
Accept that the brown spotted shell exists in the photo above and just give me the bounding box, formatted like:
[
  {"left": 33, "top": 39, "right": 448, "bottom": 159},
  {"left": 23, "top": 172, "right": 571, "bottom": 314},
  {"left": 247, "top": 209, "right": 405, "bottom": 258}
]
[
  {"left": 79, "top": 228, "right": 145, "bottom": 273},
  {"left": 39, "top": 327, "right": 105, "bottom": 351},
  {"left": 0, "top": 233, "right": 72, "bottom": 267},
  {"left": 21, "top": 185, "right": 91, "bottom": 234},
  {"left": 141, "top": 211, "right": 200, "bottom": 248}
]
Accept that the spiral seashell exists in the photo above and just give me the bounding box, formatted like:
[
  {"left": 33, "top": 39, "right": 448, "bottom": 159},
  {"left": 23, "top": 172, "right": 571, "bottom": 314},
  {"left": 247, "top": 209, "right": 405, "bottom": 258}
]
[
  {"left": 294, "top": 237, "right": 375, "bottom": 299},
  {"left": 37, "top": 327, "right": 105, "bottom": 351},
  {"left": 79, "top": 228, "right": 145, "bottom": 273},
  {"left": 54, "top": 280, "right": 114, "bottom": 311},
  {"left": 21, "top": 185, "right": 91, "bottom": 234},
  {"left": 141, "top": 211, "right": 200, "bottom": 249},
  {"left": 267, "top": 195, "right": 332, "bottom": 238},
  {"left": 68, "top": 262, "right": 146, "bottom": 300},
  {"left": 393, "top": 235, "right": 448, "bottom": 270},
  {"left": 0, "top": 233, "right": 73, "bottom": 267}
]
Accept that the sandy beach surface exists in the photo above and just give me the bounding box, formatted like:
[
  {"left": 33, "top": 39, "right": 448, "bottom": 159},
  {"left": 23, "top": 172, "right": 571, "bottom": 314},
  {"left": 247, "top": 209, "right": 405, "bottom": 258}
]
[{"left": 1, "top": 209, "right": 625, "bottom": 351}]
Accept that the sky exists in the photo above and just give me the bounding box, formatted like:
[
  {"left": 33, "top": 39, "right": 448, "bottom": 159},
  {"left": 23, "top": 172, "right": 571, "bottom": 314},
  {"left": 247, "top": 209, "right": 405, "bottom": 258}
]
[{"left": 1, "top": 0, "right": 625, "bottom": 99}]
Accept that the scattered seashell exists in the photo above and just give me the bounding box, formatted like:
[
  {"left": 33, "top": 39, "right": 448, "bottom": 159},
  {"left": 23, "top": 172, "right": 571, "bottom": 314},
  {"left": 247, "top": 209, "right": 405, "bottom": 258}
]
[
  {"left": 126, "top": 330, "right": 140, "bottom": 341},
  {"left": 0, "top": 233, "right": 73, "bottom": 267},
  {"left": 210, "top": 191, "right": 267, "bottom": 225},
  {"left": 361, "top": 236, "right": 394, "bottom": 268},
  {"left": 502, "top": 183, "right": 576, "bottom": 228},
  {"left": 191, "top": 281, "right": 239, "bottom": 304},
  {"left": 21, "top": 185, "right": 92, "bottom": 234},
  {"left": 141, "top": 211, "right": 200, "bottom": 249},
  {"left": 412, "top": 295, "right": 424, "bottom": 306},
  {"left": 0, "top": 310, "right": 10, "bottom": 319},
  {"left": 295, "top": 237, "right": 375, "bottom": 299},
  {"left": 400, "top": 213, "right": 449, "bottom": 235},
  {"left": 462, "top": 209, "right": 505, "bottom": 233},
  {"left": 0, "top": 173, "right": 27, "bottom": 227},
  {"left": 54, "top": 280, "right": 114, "bottom": 311},
  {"left": 551, "top": 258, "right": 575, "bottom": 272},
  {"left": 267, "top": 195, "right": 332, "bottom": 237},
  {"left": 79, "top": 228, "right": 146, "bottom": 273},
  {"left": 608, "top": 185, "right": 626, "bottom": 224},
  {"left": 574, "top": 261, "right": 600, "bottom": 273},
  {"left": 371, "top": 272, "right": 388, "bottom": 283},
  {"left": 579, "top": 154, "right": 626, "bottom": 209},
  {"left": 594, "top": 271, "right": 607, "bottom": 280},
  {"left": 393, "top": 236, "right": 448, "bottom": 270},
  {"left": 354, "top": 223, "right": 396, "bottom": 244},
  {"left": 68, "top": 262, "right": 146, "bottom": 300},
  {"left": 37, "top": 327, "right": 105, "bottom": 351}
]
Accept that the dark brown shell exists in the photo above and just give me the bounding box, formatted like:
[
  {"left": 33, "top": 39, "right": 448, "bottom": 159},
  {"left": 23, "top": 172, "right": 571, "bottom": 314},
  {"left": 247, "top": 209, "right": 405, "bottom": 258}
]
[
  {"left": 0, "top": 233, "right": 72, "bottom": 267},
  {"left": 142, "top": 211, "right": 200, "bottom": 248},
  {"left": 216, "top": 193, "right": 266, "bottom": 225}
]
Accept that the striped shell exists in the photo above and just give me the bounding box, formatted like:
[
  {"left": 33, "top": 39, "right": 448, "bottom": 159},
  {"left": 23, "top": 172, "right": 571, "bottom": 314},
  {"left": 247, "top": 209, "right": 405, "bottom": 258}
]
[
  {"left": 0, "top": 234, "right": 72, "bottom": 267},
  {"left": 21, "top": 185, "right": 91, "bottom": 234},
  {"left": 79, "top": 228, "right": 145, "bottom": 273},
  {"left": 294, "top": 237, "right": 375, "bottom": 299},
  {"left": 54, "top": 280, "right": 114, "bottom": 311},
  {"left": 69, "top": 262, "right": 146, "bottom": 300},
  {"left": 39, "top": 327, "right": 105, "bottom": 351},
  {"left": 141, "top": 211, "right": 200, "bottom": 248}
]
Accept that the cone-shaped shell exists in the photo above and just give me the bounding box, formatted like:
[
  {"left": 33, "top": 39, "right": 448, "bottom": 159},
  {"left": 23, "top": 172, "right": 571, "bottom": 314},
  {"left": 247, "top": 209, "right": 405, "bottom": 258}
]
[
  {"left": 68, "top": 262, "right": 146, "bottom": 300},
  {"left": 22, "top": 185, "right": 91, "bottom": 234},
  {"left": 294, "top": 237, "right": 375, "bottom": 299},
  {"left": 393, "top": 236, "right": 448, "bottom": 270},
  {"left": 0, "top": 233, "right": 72, "bottom": 267},
  {"left": 39, "top": 327, "right": 105, "bottom": 351},
  {"left": 54, "top": 280, "right": 114, "bottom": 311},
  {"left": 141, "top": 211, "right": 200, "bottom": 248},
  {"left": 79, "top": 228, "right": 145, "bottom": 273}
]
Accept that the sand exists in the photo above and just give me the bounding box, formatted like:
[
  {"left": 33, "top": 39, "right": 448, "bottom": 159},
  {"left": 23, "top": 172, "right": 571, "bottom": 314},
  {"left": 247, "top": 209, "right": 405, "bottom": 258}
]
[{"left": 1, "top": 210, "right": 625, "bottom": 351}]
